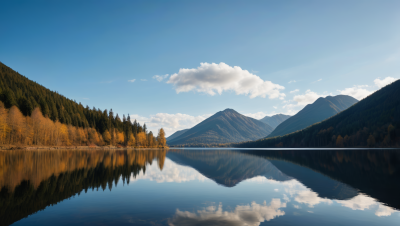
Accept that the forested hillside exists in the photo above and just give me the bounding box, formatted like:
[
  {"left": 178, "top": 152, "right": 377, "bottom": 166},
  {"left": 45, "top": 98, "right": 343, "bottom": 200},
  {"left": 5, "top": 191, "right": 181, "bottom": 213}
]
[
  {"left": 236, "top": 80, "right": 400, "bottom": 148},
  {"left": 168, "top": 109, "right": 273, "bottom": 146},
  {"left": 0, "top": 62, "right": 166, "bottom": 147},
  {"left": 267, "top": 95, "right": 358, "bottom": 138}
]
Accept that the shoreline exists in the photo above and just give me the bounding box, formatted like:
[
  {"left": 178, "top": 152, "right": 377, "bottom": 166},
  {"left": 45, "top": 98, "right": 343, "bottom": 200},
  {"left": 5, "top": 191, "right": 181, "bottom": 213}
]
[{"left": 0, "top": 145, "right": 169, "bottom": 151}]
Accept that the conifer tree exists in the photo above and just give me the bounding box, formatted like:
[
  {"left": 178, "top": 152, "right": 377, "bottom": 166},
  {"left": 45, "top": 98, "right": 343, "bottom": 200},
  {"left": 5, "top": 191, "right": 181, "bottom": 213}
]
[
  {"left": 0, "top": 89, "right": 17, "bottom": 108},
  {"left": 18, "top": 96, "right": 33, "bottom": 116}
]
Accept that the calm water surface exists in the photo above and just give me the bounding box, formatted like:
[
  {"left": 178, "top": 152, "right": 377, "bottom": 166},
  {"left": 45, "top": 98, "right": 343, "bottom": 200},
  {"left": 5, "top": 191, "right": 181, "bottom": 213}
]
[{"left": 1, "top": 148, "right": 400, "bottom": 226}]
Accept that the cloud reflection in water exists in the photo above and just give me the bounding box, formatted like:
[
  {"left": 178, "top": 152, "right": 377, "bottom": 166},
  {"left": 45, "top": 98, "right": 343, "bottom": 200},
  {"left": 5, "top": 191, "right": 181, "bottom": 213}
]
[
  {"left": 130, "top": 158, "right": 208, "bottom": 183},
  {"left": 129, "top": 157, "right": 399, "bottom": 220},
  {"left": 168, "top": 199, "right": 286, "bottom": 226}
]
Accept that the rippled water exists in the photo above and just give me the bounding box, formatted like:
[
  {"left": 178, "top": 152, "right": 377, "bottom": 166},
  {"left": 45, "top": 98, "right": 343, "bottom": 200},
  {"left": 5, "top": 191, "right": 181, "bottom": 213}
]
[{"left": 0, "top": 148, "right": 399, "bottom": 226}]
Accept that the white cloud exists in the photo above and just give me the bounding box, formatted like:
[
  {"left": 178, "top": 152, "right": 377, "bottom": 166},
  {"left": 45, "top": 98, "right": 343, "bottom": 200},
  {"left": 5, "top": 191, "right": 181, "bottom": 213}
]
[
  {"left": 317, "top": 79, "right": 322, "bottom": 82},
  {"left": 128, "top": 79, "right": 136, "bottom": 83},
  {"left": 293, "top": 89, "right": 326, "bottom": 106},
  {"left": 294, "top": 190, "right": 332, "bottom": 208},
  {"left": 244, "top": 112, "right": 268, "bottom": 120},
  {"left": 273, "top": 106, "right": 277, "bottom": 109},
  {"left": 375, "top": 204, "right": 396, "bottom": 217},
  {"left": 168, "top": 199, "right": 286, "bottom": 226},
  {"left": 281, "top": 104, "right": 301, "bottom": 115},
  {"left": 374, "top": 77, "right": 397, "bottom": 88},
  {"left": 283, "top": 194, "right": 290, "bottom": 202},
  {"left": 337, "top": 77, "right": 398, "bottom": 100},
  {"left": 338, "top": 85, "right": 373, "bottom": 100},
  {"left": 336, "top": 194, "right": 376, "bottom": 211},
  {"left": 130, "top": 113, "right": 211, "bottom": 137},
  {"left": 289, "top": 80, "right": 296, "bottom": 84},
  {"left": 167, "top": 62, "right": 286, "bottom": 99},
  {"left": 293, "top": 205, "right": 300, "bottom": 209},
  {"left": 153, "top": 74, "right": 169, "bottom": 82},
  {"left": 290, "top": 89, "right": 299, "bottom": 94}
]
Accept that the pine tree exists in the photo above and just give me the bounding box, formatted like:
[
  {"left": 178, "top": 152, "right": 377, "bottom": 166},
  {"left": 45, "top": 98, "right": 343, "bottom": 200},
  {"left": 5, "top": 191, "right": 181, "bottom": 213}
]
[
  {"left": 0, "top": 89, "right": 17, "bottom": 108},
  {"left": 18, "top": 96, "right": 33, "bottom": 116}
]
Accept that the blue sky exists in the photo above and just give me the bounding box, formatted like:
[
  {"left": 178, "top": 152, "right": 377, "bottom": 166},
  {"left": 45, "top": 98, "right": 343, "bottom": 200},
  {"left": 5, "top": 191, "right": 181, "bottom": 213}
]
[{"left": 1, "top": 0, "right": 400, "bottom": 135}]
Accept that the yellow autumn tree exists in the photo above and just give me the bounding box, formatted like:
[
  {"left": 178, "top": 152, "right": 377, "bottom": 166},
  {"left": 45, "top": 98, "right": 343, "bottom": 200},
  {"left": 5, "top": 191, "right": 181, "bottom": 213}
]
[
  {"left": 88, "top": 128, "right": 100, "bottom": 145},
  {"left": 8, "top": 106, "right": 25, "bottom": 144},
  {"left": 127, "top": 133, "right": 136, "bottom": 147},
  {"left": 136, "top": 132, "right": 147, "bottom": 147},
  {"left": 336, "top": 135, "right": 344, "bottom": 147},
  {"left": 78, "top": 128, "right": 87, "bottom": 145},
  {"left": 31, "top": 108, "right": 44, "bottom": 145},
  {"left": 59, "top": 123, "right": 69, "bottom": 145},
  {"left": 157, "top": 128, "right": 166, "bottom": 148},
  {"left": 68, "top": 125, "right": 77, "bottom": 145},
  {"left": 103, "top": 130, "right": 111, "bottom": 145},
  {"left": 116, "top": 131, "right": 124, "bottom": 144},
  {"left": 0, "top": 102, "right": 8, "bottom": 144}
]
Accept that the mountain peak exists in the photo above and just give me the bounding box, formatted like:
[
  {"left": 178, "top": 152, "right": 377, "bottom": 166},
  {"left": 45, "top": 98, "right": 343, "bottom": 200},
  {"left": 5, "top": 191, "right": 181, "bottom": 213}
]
[
  {"left": 168, "top": 109, "right": 273, "bottom": 146},
  {"left": 222, "top": 108, "right": 237, "bottom": 113}
]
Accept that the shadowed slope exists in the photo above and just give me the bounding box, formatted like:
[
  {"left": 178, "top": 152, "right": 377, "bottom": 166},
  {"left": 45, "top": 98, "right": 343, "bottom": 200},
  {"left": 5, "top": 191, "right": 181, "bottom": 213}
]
[
  {"left": 167, "top": 129, "right": 189, "bottom": 142},
  {"left": 268, "top": 95, "right": 358, "bottom": 138}
]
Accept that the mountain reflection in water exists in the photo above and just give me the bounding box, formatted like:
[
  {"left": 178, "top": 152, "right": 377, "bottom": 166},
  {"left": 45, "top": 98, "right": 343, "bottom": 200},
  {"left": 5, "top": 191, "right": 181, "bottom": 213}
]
[{"left": 0, "top": 148, "right": 399, "bottom": 226}]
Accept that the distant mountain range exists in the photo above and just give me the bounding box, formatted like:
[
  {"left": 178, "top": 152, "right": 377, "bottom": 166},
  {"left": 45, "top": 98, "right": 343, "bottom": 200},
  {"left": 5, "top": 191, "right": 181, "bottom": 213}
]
[
  {"left": 259, "top": 114, "right": 291, "bottom": 129},
  {"left": 267, "top": 95, "right": 358, "bottom": 138},
  {"left": 237, "top": 79, "right": 400, "bottom": 148},
  {"left": 167, "top": 109, "right": 273, "bottom": 146}
]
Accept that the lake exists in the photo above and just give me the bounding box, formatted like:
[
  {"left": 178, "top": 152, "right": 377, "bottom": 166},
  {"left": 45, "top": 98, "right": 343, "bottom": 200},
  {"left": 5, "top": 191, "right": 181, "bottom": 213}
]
[{"left": 0, "top": 148, "right": 399, "bottom": 226}]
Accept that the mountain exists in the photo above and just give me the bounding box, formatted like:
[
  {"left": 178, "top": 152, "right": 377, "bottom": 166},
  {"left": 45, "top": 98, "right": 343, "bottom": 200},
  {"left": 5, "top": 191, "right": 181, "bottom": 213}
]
[
  {"left": 267, "top": 95, "right": 358, "bottom": 138},
  {"left": 236, "top": 80, "right": 400, "bottom": 148},
  {"left": 168, "top": 109, "right": 273, "bottom": 146},
  {"left": 167, "top": 149, "right": 291, "bottom": 187},
  {"left": 259, "top": 114, "right": 291, "bottom": 129},
  {"left": 166, "top": 129, "right": 189, "bottom": 141}
]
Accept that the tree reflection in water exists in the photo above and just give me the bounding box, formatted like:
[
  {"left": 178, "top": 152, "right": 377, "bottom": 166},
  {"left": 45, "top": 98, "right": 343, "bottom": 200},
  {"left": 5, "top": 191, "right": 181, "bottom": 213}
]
[{"left": 0, "top": 149, "right": 166, "bottom": 226}]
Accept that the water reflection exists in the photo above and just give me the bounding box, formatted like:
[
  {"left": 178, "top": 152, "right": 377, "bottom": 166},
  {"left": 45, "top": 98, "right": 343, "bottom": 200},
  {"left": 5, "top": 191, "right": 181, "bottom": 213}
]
[
  {"left": 242, "top": 148, "right": 400, "bottom": 209},
  {"left": 169, "top": 199, "right": 286, "bottom": 226},
  {"left": 0, "top": 149, "right": 166, "bottom": 226},
  {"left": 0, "top": 148, "right": 399, "bottom": 226},
  {"left": 167, "top": 149, "right": 291, "bottom": 186}
]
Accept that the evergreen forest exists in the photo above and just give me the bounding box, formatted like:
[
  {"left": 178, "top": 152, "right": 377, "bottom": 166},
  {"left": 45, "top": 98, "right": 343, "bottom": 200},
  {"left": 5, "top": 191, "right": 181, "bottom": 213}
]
[{"left": 0, "top": 62, "right": 166, "bottom": 148}]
